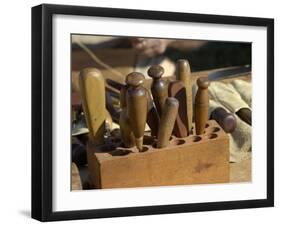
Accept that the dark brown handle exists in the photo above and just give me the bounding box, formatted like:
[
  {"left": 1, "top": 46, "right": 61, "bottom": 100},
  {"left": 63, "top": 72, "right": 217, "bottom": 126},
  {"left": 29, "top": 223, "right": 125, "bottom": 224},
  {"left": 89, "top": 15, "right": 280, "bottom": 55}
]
[
  {"left": 126, "top": 72, "right": 148, "bottom": 151},
  {"left": 148, "top": 65, "right": 169, "bottom": 116},
  {"left": 168, "top": 81, "right": 189, "bottom": 137},
  {"left": 236, "top": 108, "right": 252, "bottom": 126},
  {"left": 119, "top": 85, "right": 135, "bottom": 147},
  {"left": 146, "top": 91, "right": 160, "bottom": 137},
  {"left": 210, "top": 107, "right": 237, "bottom": 133}
]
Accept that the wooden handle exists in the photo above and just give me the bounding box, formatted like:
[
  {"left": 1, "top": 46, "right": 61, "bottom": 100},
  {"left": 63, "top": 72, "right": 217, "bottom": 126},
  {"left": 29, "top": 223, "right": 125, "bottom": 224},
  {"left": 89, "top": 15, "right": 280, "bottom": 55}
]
[
  {"left": 195, "top": 77, "right": 210, "bottom": 135},
  {"left": 146, "top": 91, "right": 160, "bottom": 137},
  {"left": 168, "top": 81, "right": 189, "bottom": 137},
  {"left": 119, "top": 85, "right": 135, "bottom": 147},
  {"left": 157, "top": 97, "right": 179, "bottom": 148},
  {"left": 126, "top": 72, "right": 148, "bottom": 151},
  {"left": 236, "top": 108, "right": 251, "bottom": 126},
  {"left": 148, "top": 65, "right": 168, "bottom": 116},
  {"left": 176, "top": 60, "right": 193, "bottom": 133},
  {"left": 119, "top": 85, "right": 127, "bottom": 109},
  {"left": 79, "top": 68, "right": 106, "bottom": 145},
  {"left": 119, "top": 110, "right": 136, "bottom": 147},
  {"left": 210, "top": 107, "right": 237, "bottom": 133}
]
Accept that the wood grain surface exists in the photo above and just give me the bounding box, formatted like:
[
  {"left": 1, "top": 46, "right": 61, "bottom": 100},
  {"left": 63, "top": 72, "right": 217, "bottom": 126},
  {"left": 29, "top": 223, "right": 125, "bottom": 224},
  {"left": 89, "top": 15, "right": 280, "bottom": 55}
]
[{"left": 87, "top": 120, "right": 229, "bottom": 189}]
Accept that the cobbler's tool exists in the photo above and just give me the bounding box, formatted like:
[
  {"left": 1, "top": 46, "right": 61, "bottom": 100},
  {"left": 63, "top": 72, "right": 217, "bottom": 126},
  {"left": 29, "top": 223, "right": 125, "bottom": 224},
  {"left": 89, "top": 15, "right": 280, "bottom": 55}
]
[
  {"left": 195, "top": 77, "right": 210, "bottom": 135},
  {"left": 146, "top": 92, "right": 160, "bottom": 136},
  {"left": 79, "top": 68, "right": 106, "bottom": 145},
  {"left": 168, "top": 81, "right": 189, "bottom": 137},
  {"left": 157, "top": 97, "right": 179, "bottom": 148},
  {"left": 126, "top": 72, "right": 148, "bottom": 151},
  {"left": 119, "top": 83, "right": 135, "bottom": 147},
  {"left": 148, "top": 65, "right": 169, "bottom": 116},
  {"left": 176, "top": 59, "right": 193, "bottom": 133},
  {"left": 236, "top": 108, "right": 252, "bottom": 126},
  {"left": 106, "top": 77, "right": 159, "bottom": 136},
  {"left": 210, "top": 107, "right": 237, "bottom": 133}
]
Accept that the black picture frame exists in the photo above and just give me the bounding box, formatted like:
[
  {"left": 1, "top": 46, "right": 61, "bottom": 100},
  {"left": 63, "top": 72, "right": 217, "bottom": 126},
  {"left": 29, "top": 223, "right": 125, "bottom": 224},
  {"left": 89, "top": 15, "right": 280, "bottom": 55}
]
[{"left": 32, "top": 3, "right": 274, "bottom": 222}]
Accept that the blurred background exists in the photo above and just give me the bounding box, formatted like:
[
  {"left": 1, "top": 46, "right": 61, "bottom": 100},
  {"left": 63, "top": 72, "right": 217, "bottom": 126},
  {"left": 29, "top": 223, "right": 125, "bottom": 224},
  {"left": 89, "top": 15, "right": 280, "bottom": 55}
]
[{"left": 72, "top": 35, "right": 251, "bottom": 75}]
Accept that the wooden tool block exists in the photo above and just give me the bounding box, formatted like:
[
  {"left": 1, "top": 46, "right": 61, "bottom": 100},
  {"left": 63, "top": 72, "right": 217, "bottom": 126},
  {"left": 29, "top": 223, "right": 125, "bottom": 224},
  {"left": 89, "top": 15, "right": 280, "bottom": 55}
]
[{"left": 87, "top": 120, "right": 229, "bottom": 189}]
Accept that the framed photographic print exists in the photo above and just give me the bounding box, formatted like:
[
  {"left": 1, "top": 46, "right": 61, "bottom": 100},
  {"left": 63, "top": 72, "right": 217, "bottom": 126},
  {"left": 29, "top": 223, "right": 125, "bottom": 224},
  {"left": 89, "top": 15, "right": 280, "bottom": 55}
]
[{"left": 32, "top": 4, "right": 274, "bottom": 221}]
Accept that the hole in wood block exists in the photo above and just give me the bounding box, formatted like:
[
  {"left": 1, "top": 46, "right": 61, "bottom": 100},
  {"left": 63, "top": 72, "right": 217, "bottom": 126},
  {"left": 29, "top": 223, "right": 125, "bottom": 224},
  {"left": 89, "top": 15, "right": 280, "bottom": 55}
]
[
  {"left": 192, "top": 136, "right": 202, "bottom": 142},
  {"left": 211, "top": 127, "right": 220, "bottom": 133},
  {"left": 207, "top": 133, "right": 218, "bottom": 139},
  {"left": 139, "top": 146, "right": 149, "bottom": 153},
  {"left": 170, "top": 139, "right": 185, "bottom": 146},
  {"left": 110, "top": 149, "right": 132, "bottom": 156}
]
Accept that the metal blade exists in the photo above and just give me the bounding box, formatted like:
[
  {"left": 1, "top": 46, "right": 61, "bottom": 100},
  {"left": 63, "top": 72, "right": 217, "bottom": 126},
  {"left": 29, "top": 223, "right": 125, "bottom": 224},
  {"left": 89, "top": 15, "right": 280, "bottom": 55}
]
[{"left": 208, "top": 65, "right": 251, "bottom": 81}]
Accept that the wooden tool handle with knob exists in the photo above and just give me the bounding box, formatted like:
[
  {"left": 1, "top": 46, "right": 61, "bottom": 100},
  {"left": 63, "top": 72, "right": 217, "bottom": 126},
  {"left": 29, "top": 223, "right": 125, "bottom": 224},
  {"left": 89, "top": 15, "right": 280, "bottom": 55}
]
[
  {"left": 195, "top": 77, "right": 210, "bottom": 135},
  {"left": 210, "top": 107, "right": 237, "bottom": 133},
  {"left": 176, "top": 59, "right": 193, "bottom": 133},
  {"left": 148, "top": 65, "right": 168, "bottom": 116},
  {"left": 119, "top": 85, "right": 135, "bottom": 147},
  {"left": 126, "top": 72, "right": 148, "bottom": 151},
  {"left": 157, "top": 97, "right": 179, "bottom": 148},
  {"left": 79, "top": 68, "right": 106, "bottom": 145}
]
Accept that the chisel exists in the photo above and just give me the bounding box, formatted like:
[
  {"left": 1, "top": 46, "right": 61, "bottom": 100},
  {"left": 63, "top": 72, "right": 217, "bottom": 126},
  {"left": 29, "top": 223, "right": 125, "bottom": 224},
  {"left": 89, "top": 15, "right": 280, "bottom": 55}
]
[
  {"left": 168, "top": 81, "right": 189, "bottom": 137},
  {"left": 176, "top": 59, "right": 193, "bottom": 133},
  {"left": 79, "top": 68, "right": 106, "bottom": 145},
  {"left": 157, "top": 97, "right": 179, "bottom": 148},
  {"left": 126, "top": 72, "right": 148, "bottom": 151},
  {"left": 148, "top": 65, "right": 169, "bottom": 116},
  {"left": 195, "top": 77, "right": 210, "bottom": 135}
]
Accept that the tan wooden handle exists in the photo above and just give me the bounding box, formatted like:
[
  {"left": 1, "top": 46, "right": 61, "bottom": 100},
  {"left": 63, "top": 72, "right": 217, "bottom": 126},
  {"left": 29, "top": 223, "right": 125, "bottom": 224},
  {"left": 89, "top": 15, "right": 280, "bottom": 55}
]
[
  {"left": 126, "top": 72, "right": 148, "bottom": 151},
  {"left": 119, "top": 85, "right": 135, "bottom": 147},
  {"left": 176, "top": 59, "right": 193, "bottom": 133},
  {"left": 157, "top": 97, "right": 179, "bottom": 148},
  {"left": 79, "top": 68, "right": 106, "bottom": 145},
  {"left": 195, "top": 77, "right": 210, "bottom": 135}
]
